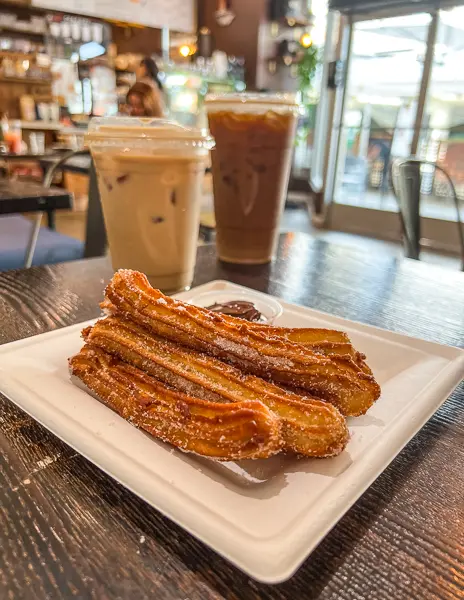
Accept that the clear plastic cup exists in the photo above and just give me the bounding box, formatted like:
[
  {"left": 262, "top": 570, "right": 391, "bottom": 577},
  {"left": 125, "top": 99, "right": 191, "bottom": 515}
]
[
  {"left": 86, "top": 117, "right": 214, "bottom": 292},
  {"left": 205, "top": 93, "right": 299, "bottom": 264}
]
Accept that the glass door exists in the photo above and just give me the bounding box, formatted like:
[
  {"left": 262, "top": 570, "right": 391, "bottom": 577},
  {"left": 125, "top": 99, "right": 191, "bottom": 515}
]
[
  {"left": 333, "top": 13, "right": 432, "bottom": 211},
  {"left": 417, "top": 6, "right": 464, "bottom": 222}
]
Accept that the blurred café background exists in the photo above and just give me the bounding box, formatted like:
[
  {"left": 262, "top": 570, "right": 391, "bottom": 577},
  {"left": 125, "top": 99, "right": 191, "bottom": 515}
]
[{"left": 0, "top": 0, "right": 463, "bottom": 271}]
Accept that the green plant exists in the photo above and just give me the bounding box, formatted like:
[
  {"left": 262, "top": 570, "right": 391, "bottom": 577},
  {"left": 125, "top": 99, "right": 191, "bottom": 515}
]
[
  {"left": 297, "top": 44, "right": 320, "bottom": 94},
  {"left": 296, "top": 43, "right": 320, "bottom": 146}
]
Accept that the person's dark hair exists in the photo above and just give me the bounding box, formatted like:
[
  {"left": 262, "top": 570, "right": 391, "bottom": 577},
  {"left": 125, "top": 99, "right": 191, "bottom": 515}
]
[
  {"left": 141, "top": 57, "right": 163, "bottom": 91},
  {"left": 127, "top": 82, "right": 163, "bottom": 117}
]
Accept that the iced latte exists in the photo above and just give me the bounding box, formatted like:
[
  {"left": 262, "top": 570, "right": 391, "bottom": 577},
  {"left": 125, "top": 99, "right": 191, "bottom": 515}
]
[
  {"left": 86, "top": 118, "right": 214, "bottom": 292},
  {"left": 205, "top": 94, "right": 298, "bottom": 264}
]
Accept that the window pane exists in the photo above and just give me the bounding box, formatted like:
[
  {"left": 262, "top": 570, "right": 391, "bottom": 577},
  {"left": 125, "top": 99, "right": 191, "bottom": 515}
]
[{"left": 334, "top": 13, "right": 430, "bottom": 210}]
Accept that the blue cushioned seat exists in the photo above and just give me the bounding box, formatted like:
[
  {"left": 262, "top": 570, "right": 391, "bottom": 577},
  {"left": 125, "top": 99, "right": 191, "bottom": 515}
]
[{"left": 0, "top": 215, "right": 84, "bottom": 271}]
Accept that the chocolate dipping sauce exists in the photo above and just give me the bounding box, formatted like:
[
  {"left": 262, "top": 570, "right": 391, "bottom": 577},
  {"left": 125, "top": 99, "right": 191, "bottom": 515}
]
[{"left": 206, "top": 300, "right": 262, "bottom": 322}]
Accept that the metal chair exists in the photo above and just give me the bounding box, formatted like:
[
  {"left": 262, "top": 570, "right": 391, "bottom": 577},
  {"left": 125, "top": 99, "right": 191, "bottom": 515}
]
[
  {"left": 24, "top": 149, "right": 106, "bottom": 267},
  {"left": 391, "top": 158, "right": 464, "bottom": 270}
]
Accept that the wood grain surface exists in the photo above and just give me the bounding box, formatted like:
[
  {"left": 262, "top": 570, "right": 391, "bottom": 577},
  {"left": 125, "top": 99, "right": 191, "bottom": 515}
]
[{"left": 0, "top": 234, "right": 463, "bottom": 600}]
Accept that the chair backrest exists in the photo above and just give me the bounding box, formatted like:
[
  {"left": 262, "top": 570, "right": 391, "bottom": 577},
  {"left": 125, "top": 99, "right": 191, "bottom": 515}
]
[
  {"left": 391, "top": 159, "right": 422, "bottom": 260},
  {"left": 84, "top": 160, "right": 107, "bottom": 258},
  {"left": 43, "top": 149, "right": 106, "bottom": 258},
  {"left": 43, "top": 149, "right": 90, "bottom": 188},
  {"left": 391, "top": 158, "right": 464, "bottom": 269}
]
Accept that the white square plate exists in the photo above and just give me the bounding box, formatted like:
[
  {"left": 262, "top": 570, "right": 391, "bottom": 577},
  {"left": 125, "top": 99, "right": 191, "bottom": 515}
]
[{"left": 0, "top": 280, "right": 462, "bottom": 583}]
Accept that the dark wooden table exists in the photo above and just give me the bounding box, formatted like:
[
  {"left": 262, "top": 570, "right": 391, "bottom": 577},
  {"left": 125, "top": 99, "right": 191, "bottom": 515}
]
[
  {"left": 0, "top": 234, "right": 463, "bottom": 600},
  {"left": 0, "top": 180, "right": 72, "bottom": 214},
  {"left": 0, "top": 180, "right": 73, "bottom": 230}
]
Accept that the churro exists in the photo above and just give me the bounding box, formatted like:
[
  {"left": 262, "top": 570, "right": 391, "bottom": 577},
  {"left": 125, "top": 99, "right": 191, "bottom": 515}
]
[
  {"left": 84, "top": 316, "right": 349, "bottom": 457},
  {"left": 70, "top": 345, "right": 281, "bottom": 460},
  {"left": 103, "top": 270, "right": 380, "bottom": 416}
]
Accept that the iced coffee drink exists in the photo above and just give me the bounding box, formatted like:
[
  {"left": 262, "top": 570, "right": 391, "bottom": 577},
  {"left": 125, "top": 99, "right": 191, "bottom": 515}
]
[
  {"left": 205, "top": 94, "right": 298, "bottom": 264},
  {"left": 86, "top": 118, "right": 214, "bottom": 292}
]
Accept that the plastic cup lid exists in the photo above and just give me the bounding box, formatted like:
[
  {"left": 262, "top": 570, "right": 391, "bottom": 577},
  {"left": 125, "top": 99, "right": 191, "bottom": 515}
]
[
  {"left": 86, "top": 117, "right": 214, "bottom": 145},
  {"left": 204, "top": 92, "right": 298, "bottom": 107}
]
